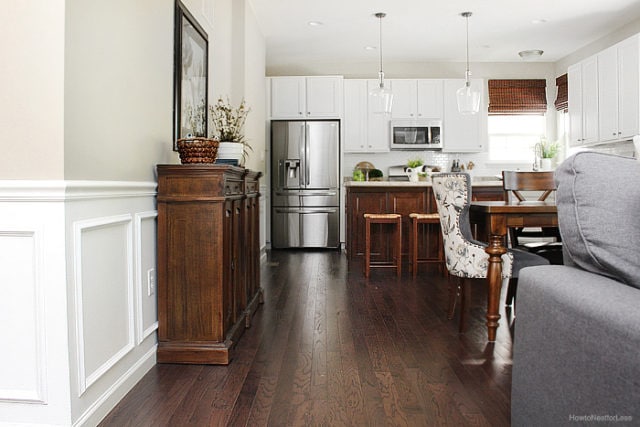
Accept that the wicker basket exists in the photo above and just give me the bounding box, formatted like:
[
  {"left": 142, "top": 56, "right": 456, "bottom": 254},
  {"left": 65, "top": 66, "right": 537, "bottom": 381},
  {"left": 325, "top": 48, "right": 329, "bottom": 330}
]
[{"left": 176, "top": 138, "right": 219, "bottom": 164}]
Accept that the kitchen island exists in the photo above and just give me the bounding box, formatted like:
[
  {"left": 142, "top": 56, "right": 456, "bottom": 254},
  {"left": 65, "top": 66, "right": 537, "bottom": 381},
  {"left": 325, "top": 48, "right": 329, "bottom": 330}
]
[{"left": 345, "top": 179, "right": 503, "bottom": 265}]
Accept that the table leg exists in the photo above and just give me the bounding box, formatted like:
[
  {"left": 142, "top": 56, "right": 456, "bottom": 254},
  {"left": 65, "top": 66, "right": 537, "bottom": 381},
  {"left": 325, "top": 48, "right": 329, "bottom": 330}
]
[{"left": 485, "top": 234, "right": 507, "bottom": 341}]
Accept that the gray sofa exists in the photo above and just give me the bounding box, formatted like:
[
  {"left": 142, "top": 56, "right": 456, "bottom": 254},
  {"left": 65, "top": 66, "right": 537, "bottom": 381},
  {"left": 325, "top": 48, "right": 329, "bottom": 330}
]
[{"left": 512, "top": 151, "right": 640, "bottom": 426}]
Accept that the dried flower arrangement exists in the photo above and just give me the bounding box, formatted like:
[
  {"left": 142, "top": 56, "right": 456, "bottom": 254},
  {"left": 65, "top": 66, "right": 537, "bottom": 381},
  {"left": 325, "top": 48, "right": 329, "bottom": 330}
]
[{"left": 209, "top": 97, "right": 250, "bottom": 142}]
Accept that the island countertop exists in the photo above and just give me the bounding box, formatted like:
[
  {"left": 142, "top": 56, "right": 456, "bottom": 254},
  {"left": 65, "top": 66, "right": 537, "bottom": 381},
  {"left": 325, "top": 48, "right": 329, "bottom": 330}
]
[{"left": 344, "top": 178, "right": 503, "bottom": 187}]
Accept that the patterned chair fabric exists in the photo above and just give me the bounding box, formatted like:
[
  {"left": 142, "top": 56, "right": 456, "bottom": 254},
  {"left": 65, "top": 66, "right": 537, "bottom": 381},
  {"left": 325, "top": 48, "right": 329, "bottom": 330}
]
[{"left": 431, "top": 173, "right": 514, "bottom": 279}]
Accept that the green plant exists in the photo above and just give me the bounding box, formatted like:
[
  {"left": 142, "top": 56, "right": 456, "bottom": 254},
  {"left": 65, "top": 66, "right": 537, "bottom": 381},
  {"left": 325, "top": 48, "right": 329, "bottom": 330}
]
[
  {"left": 540, "top": 138, "right": 559, "bottom": 159},
  {"left": 209, "top": 97, "right": 252, "bottom": 160},
  {"left": 407, "top": 157, "right": 424, "bottom": 168},
  {"left": 368, "top": 169, "right": 383, "bottom": 178}
]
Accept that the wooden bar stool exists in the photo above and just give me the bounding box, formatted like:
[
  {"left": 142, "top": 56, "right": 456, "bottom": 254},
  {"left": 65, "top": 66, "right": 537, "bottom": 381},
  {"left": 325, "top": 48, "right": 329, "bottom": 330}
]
[
  {"left": 409, "top": 213, "right": 445, "bottom": 278},
  {"left": 364, "top": 213, "right": 402, "bottom": 278}
]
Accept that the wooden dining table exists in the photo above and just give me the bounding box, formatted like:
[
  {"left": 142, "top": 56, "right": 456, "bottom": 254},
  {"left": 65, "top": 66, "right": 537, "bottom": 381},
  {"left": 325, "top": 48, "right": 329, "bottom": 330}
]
[{"left": 469, "top": 200, "right": 558, "bottom": 341}]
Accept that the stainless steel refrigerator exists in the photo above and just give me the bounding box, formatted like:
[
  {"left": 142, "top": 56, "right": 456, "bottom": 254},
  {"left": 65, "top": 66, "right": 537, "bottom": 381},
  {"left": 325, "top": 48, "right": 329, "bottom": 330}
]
[{"left": 271, "top": 120, "right": 340, "bottom": 248}]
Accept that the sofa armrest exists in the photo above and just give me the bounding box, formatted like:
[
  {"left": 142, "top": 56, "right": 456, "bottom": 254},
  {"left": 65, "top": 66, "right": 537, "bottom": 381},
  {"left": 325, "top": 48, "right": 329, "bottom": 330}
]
[{"left": 512, "top": 265, "right": 640, "bottom": 426}]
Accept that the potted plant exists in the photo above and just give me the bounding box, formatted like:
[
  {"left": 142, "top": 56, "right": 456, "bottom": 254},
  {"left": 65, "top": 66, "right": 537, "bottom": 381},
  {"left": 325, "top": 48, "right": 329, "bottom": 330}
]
[
  {"left": 539, "top": 138, "right": 559, "bottom": 170},
  {"left": 405, "top": 157, "right": 424, "bottom": 182},
  {"left": 209, "top": 97, "right": 252, "bottom": 165}
]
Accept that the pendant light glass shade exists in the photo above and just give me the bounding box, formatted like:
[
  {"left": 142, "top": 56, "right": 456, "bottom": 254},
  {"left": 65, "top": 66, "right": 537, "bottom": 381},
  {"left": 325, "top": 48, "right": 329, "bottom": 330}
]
[
  {"left": 457, "top": 78, "right": 481, "bottom": 114},
  {"left": 369, "top": 12, "right": 393, "bottom": 114},
  {"left": 457, "top": 12, "right": 480, "bottom": 115}
]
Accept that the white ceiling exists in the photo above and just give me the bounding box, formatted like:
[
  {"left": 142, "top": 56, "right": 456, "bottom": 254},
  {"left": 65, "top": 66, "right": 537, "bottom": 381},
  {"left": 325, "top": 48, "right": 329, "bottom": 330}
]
[{"left": 249, "top": 0, "right": 640, "bottom": 68}]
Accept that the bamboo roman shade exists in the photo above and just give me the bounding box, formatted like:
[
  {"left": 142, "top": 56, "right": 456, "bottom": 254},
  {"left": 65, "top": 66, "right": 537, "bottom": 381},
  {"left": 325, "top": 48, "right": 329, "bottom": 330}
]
[
  {"left": 554, "top": 74, "right": 568, "bottom": 112},
  {"left": 488, "top": 79, "right": 547, "bottom": 115}
]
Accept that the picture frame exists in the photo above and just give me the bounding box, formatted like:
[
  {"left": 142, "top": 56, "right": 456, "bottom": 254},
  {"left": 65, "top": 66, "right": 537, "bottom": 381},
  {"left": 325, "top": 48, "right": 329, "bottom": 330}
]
[{"left": 173, "top": 0, "right": 208, "bottom": 150}]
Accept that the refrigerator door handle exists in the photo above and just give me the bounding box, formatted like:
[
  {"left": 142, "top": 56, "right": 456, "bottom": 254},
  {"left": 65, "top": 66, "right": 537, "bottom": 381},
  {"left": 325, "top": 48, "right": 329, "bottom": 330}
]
[
  {"left": 274, "top": 190, "right": 337, "bottom": 196},
  {"left": 274, "top": 208, "right": 338, "bottom": 214},
  {"left": 305, "top": 123, "right": 310, "bottom": 186}
]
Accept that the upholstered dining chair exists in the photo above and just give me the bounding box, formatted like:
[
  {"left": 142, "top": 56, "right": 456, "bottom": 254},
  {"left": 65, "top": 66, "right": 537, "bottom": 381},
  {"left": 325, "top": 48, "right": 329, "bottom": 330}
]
[{"left": 431, "top": 173, "right": 550, "bottom": 330}]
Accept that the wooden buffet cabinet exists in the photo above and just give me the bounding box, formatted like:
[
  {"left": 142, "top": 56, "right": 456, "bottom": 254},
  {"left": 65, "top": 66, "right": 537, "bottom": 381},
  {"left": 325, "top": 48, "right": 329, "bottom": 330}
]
[
  {"left": 345, "top": 183, "right": 503, "bottom": 262},
  {"left": 156, "top": 165, "right": 262, "bottom": 364}
]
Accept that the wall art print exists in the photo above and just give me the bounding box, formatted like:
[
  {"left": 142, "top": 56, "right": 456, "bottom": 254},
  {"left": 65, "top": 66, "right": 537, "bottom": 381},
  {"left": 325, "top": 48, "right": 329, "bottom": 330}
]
[{"left": 173, "top": 1, "right": 208, "bottom": 149}]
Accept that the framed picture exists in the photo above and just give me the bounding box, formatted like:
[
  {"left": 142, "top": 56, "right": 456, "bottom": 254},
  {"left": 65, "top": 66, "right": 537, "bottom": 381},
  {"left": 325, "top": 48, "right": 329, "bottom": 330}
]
[{"left": 173, "top": 0, "right": 208, "bottom": 149}]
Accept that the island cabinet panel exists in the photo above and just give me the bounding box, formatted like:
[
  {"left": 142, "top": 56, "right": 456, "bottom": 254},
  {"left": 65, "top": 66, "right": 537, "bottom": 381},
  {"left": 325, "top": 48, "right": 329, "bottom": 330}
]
[
  {"left": 156, "top": 165, "right": 262, "bottom": 365},
  {"left": 389, "top": 190, "right": 429, "bottom": 258},
  {"left": 347, "top": 190, "right": 387, "bottom": 259}
]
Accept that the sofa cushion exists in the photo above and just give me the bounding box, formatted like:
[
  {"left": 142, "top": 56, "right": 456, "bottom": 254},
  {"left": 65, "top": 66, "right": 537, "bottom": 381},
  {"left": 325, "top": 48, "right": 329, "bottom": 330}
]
[{"left": 555, "top": 151, "right": 640, "bottom": 290}]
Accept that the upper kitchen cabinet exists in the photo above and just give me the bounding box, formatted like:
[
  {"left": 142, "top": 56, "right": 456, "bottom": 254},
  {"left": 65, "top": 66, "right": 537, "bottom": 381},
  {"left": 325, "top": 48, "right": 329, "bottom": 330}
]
[
  {"left": 390, "top": 79, "right": 443, "bottom": 119},
  {"left": 597, "top": 35, "right": 640, "bottom": 143},
  {"left": 270, "top": 76, "right": 343, "bottom": 119},
  {"left": 442, "top": 79, "right": 487, "bottom": 153},
  {"left": 568, "top": 56, "right": 599, "bottom": 146},
  {"left": 342, "top": 79, "right": 390, "bottom": 153}
]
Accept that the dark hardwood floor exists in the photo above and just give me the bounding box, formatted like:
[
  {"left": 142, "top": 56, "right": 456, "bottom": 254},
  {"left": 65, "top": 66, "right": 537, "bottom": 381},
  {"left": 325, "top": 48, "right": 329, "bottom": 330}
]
[{"left": 99, "top": 250, "right": 515, "bottom": 426}]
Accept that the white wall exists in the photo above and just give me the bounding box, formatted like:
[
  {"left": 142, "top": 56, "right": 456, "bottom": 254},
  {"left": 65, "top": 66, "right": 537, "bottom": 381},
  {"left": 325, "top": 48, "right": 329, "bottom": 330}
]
[
  {"left": 243, "top": 1, "right": 267, "bottom": 173},
  {"left": 555, "top": 17, "right": 640, "bottom": 74},
  {"left": 64, "top": 0, "right": 177, "bottom": 181},
  {"left": 0, "top": 0, "right": 65, "bottom": 180}
]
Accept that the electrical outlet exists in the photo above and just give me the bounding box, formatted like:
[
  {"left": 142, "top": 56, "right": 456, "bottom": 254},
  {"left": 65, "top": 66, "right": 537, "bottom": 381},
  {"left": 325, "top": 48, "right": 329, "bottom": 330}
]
[{"left": 147, "top": 268, "right": 156, "bottom": 296}]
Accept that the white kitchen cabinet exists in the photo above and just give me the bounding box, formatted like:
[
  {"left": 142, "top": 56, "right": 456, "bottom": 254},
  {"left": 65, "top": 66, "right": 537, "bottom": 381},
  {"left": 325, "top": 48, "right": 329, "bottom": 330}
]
[
  {"left": 568, "top": 64, "right": 583, "bottom": 147},
  {"left": 598, "top": 35, "right": 639, "bottom": 142},
  {"left": 343, "top": 80, "right": 369, "bottom": 152},
  {"left": 390, "top": 79, "right": 443, "bottom": 119},
  {"left": 442, "top": 79, "right": 486, "bottom": 153},
  {"left": 598, "top": 47, "right": 619, "bottom": 142},
  {"left": 568, "top": 56, "right": 599, "bottom": 146},
  {"left": 342, "top": 79, "right": 390, "bottom": 153},
  {"left": 617, "top": 36, "right": 640, "bottom": 139},
  {"left": 366, "top": 80, "right": 391, "bottom": 152},
  {"left": 270, "top": 76, "right": 343, "bottom": 119}
]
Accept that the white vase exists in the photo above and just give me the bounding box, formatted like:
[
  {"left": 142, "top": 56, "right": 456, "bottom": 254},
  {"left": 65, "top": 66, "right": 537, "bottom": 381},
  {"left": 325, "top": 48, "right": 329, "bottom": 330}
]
[
  {"left": 540, "top": 158, "right": 552, "bottom": 171},
  {"left": 216, "top": 142, "right": 244, "bottom": 166},
  {"left": 405, "top": 167, "right": 420, "bottom": 182}
]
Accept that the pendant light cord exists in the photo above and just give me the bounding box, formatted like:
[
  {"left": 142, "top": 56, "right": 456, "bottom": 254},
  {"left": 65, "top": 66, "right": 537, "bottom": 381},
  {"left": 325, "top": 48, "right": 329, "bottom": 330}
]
[
  {"left": 462, "top": 12, "right": 472, "bottom": 87},
  {"left": 375, "top": 12, "right": 386, "bottom": 88}
]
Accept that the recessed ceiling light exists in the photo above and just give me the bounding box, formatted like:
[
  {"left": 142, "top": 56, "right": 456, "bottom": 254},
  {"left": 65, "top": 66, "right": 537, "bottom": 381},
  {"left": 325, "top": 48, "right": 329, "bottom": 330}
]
[
  {"left": 519, "top": 49, "right": 544, "bottom": 60},
  {"left": 308, "top": 21, "right": 324, "bottom": 27},
  {"left": 532, "top": 19, "right": 548, "bottom": 24},
  {"left": 365, "top": 46, "right": 377, "bottom": 51}
]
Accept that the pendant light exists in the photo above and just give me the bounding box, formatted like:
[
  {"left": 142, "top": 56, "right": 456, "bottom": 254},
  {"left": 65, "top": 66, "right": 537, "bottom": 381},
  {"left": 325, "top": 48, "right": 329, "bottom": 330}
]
[
  {"left": 456, "top": 12, "right": 481, "bottom": 115},
  {"left": 369, "top": 12, "right": 393, "bottom": 115}
]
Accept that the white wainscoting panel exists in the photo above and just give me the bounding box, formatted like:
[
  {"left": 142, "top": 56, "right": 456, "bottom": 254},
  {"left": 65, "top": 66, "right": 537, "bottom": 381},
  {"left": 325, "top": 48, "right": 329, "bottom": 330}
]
[
  {"left": 0, "top": 228, "right": 46, "bottom": 404},
  {"left": 73, "top": 214, "right": 135, "bottom": 396},
  {"left": 135, "top": 211, "right": 158, "bottom": 344}
]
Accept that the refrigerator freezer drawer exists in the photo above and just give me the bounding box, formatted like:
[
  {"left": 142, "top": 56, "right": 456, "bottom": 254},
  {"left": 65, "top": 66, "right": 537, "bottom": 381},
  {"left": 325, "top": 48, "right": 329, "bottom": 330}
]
[
  {"left": 272, "top": 190, "right": 339, "bottom": 207},
  {"left": 271, "top": 207, "right": 340, "bottom": 248}
]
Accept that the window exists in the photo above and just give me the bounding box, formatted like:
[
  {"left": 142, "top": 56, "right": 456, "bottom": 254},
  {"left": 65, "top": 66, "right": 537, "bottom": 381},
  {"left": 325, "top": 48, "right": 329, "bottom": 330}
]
[
  {"left": 487, "top": 79, "right": 548, "bottom": 162},
  {"left": 488, "top": 115, "right": 546, "bottom": 162}
]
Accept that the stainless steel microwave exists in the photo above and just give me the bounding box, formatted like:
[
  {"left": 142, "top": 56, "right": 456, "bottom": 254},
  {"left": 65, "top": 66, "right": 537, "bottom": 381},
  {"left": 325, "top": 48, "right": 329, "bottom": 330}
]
[{"left": 390, "top": 119, "right": 442, "bottom": 150}]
